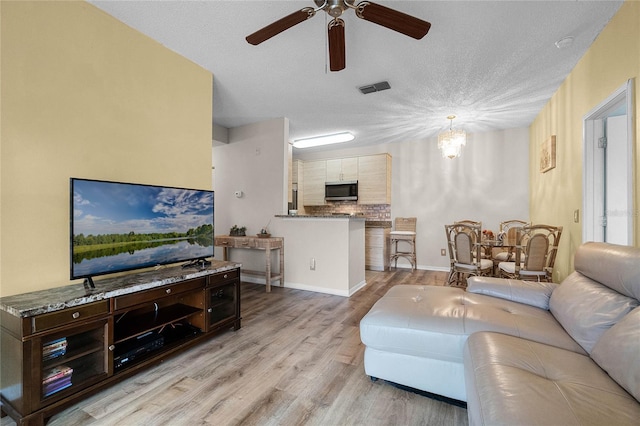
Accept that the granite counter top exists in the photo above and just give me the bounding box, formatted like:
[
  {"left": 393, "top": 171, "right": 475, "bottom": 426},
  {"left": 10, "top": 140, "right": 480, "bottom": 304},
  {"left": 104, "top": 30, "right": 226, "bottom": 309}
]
[
  {"left": 365, "top": 220, "right": 392, "bottom": 228},
  {"left": 275, "top": 214, "right": 366, "bottom": 220},
  {"left": 0, "top": 260, "right": 241, "bottom": 318},
  {"left": 275, "top": 215, "right": 390, "bottom": 227}
]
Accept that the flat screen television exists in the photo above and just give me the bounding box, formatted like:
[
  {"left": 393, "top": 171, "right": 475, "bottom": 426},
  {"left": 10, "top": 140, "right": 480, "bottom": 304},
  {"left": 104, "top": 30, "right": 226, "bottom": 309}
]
[{"left": 71, "top": 178, "right": 214, "bottom": 285}]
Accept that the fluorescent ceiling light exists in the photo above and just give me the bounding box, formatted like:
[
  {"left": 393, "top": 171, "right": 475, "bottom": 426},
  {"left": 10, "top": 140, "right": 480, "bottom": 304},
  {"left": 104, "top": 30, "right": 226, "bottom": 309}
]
[{"left": 292, "top": 132, "right": 354, "bottom": 149}]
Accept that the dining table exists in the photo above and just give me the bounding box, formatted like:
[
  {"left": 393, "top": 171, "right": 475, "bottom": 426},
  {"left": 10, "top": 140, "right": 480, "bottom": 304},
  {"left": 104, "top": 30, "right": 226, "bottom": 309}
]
[{"left": 480, "top": 239, "right": 516, "bottom": 276}]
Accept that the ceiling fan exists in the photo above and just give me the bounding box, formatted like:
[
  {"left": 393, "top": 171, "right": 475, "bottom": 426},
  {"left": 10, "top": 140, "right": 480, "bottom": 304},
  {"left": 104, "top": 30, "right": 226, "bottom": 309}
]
[{"left": 246, "top": 0, "right": 431, "bottom": 72}]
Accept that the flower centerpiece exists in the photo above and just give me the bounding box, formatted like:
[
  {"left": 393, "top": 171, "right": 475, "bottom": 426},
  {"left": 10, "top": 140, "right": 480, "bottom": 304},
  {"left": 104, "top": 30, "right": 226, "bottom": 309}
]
[{"left": 482, "top": 229, "right": 495, "bottom": 241}]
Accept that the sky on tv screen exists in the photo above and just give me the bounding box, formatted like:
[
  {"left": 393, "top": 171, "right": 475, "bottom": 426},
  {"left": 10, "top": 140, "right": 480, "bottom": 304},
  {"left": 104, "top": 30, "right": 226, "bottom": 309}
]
[{"left": 73, "top": 180, "right": 213, "bottom": 236}]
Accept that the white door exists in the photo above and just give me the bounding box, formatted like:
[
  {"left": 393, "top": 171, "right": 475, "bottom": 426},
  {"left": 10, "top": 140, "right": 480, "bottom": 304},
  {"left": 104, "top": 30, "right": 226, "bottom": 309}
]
[
  {"left": 604, "top": 115, "right": 629, "bottom": 244},
  {"left": 583, "top": 79, "right": 634, "bottom": 246}
]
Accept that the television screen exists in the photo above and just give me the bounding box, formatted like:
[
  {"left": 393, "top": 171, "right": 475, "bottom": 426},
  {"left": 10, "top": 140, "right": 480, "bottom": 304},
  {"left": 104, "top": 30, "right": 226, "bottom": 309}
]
[{"left": 71, "top": 178, "right": 214, "bottom": 280}]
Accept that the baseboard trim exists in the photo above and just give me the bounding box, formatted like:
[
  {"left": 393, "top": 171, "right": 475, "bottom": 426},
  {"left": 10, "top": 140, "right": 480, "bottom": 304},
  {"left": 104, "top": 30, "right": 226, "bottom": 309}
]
[{"left": 241, "top": 276, "right": 367, "bottom": 298}]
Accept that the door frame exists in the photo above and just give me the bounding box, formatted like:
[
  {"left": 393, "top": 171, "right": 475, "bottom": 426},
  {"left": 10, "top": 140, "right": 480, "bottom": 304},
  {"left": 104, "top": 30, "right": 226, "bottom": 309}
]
[{"left": 582, "top": 79, "right": 635, "bottom": 245}]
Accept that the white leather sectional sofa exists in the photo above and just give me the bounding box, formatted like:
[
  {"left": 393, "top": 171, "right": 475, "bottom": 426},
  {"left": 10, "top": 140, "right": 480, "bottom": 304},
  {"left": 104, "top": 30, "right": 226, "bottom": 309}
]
[{"left": 360, "top": 242, "right": 640, "bottom": 425}]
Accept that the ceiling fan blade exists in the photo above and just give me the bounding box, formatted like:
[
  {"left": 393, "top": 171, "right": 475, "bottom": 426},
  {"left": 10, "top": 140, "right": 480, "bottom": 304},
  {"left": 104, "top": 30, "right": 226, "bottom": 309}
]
[
  {"left": 246, "top": 7, "right": 316, "bottom": 45},
  {"left": 328, "top": 19, "right": 346, "bottom": 72},
  {"left": 356, "top": 2, "right": 431, "bottom": 40}
]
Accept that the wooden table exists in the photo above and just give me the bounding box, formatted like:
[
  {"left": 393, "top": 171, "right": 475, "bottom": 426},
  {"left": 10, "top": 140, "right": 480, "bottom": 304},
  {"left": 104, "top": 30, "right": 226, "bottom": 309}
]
[{"left": 214, "top": 235, "right": 284, "bottom": 292}]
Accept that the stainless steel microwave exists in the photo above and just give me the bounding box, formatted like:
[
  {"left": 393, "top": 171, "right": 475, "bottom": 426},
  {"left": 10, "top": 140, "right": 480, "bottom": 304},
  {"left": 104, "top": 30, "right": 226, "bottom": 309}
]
[{"left": 325, "top": 181, "right": 358, "bottom": 201}]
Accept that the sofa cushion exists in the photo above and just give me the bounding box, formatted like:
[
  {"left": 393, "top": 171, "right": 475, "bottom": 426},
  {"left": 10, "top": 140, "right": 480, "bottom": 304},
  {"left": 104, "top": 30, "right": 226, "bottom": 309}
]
[
  {"left": 467, "top": 276, "right": 557, "bottom": 309},
  {"left": 360, "top": 285, "right": 585, "bottom": 365},
  {"left": 464, "top": 332, "right": 640, "bottom": 426},
  {"left": 575, "top": 242, "right": 640, "bottom": 300},
  {"left": 591, "top": 306, "right": 640, "bottom": 402},
  {"left": 549, "top": 271, "right": 638, "bottom": 353}
]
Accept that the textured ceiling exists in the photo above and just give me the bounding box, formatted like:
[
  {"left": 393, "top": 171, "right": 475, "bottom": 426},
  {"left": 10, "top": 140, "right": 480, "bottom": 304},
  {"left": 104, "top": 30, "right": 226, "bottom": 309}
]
[{"left": 89, "top": 0, "right": 623, "bottom": 152}]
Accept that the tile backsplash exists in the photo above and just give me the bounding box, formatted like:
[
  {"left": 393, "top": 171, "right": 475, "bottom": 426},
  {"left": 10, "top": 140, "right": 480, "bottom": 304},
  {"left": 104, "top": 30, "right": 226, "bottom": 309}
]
[{"left": 305, "top": 202, "right": 391, "bottom": 220}]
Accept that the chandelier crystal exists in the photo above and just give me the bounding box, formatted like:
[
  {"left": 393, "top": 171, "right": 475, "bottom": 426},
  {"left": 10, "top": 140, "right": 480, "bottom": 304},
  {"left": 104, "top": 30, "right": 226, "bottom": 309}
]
[{"left": 438, "top": 115, "right": 466, "bottom": 159}]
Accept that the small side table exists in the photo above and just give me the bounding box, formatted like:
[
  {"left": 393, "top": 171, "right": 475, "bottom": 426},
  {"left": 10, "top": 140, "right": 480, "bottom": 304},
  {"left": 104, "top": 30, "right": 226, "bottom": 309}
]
[{"left": 214, "top": 235, "right": 284, "bottom": 292}]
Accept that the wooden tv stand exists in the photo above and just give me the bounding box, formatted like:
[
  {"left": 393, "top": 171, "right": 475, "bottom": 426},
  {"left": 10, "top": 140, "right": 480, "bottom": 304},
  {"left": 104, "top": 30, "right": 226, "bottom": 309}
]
[{"left": 0, "top": 260, "right": 241, "bottom": 426}]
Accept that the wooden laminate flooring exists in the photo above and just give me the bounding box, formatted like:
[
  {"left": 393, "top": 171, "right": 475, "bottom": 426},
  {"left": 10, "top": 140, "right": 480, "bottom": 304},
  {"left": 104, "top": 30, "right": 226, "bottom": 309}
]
[{"left": 2, "top": 269, "right": 469, "bottom": 426}]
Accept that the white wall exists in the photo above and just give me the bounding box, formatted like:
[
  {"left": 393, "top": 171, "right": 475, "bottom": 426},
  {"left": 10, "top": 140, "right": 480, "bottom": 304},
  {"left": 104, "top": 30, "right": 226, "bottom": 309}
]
[
  {"left": 295, "top": 127, "right": 530, "bottom": 270},
  {"left": 212, "top": 118, "right": 289, "bottom": 270}
]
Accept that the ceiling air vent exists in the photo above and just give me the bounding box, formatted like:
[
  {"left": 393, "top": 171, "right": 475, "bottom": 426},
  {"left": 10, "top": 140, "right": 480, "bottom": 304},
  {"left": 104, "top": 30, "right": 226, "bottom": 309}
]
[{"left": 358, "top": 81, "right": 391, "bottom": 94}]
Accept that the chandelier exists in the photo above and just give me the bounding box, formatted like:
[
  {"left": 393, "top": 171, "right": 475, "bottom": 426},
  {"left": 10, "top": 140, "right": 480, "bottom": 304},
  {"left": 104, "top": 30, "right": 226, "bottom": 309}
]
[{"left": 438, "top": 115, "right": 466, "bottom": 159}]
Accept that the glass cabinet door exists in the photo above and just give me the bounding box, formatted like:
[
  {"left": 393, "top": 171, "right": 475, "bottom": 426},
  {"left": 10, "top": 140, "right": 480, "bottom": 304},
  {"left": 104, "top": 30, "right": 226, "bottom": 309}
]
[
  {"left": 207, "top": 281, "right": 237, "bottom": 330},
  {"left": 34, "top": 318, "right": 110, "bottom": 408}
]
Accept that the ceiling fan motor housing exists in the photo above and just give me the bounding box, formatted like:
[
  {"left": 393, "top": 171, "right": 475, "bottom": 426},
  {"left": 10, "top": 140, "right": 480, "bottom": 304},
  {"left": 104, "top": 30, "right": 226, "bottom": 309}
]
[{"left": 315, "top": 0, "right": 350, "bottom": 18}]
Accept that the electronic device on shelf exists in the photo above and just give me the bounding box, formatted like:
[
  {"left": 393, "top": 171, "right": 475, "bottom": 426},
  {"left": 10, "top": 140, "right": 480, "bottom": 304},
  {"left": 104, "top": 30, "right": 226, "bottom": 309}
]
[
  {"left": 113, "top": 331, "right": 165, "bottom": 371},
  {"left": 70, "top": 178, "right": 214, "bottom": 288}
]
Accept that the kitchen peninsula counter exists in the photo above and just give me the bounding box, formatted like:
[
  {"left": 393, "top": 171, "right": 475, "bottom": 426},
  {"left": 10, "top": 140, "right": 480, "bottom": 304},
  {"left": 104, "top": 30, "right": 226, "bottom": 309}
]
[{"left": 271, "top": 215, "right": 365, "bottom": 297}]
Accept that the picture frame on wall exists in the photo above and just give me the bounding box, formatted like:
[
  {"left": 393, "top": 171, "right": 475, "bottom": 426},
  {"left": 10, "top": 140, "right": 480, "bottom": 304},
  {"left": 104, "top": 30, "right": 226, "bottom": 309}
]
[{"left": 540, "top": 135, "right": 556, "bottom": 173}]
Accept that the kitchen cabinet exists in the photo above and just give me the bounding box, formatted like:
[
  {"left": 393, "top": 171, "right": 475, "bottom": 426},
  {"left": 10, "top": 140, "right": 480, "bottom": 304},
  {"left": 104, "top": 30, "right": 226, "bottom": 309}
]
[
  {"left": 302, "top": 159, "right": 327, "bottom": 206},
  {"left": 326, "top": 158, "right": 358, "bottom": 182},
  {"left": 292, "top": 159, "right": 300, "bottom": 184},
  {"left": 293, "top": 160, "right": 306, "bottom": 214},
  {"left": 366, "top": 227, "right": 390, "bottom": 271},
  {"left": 358, "top": 154, "right": 392, "bottom": 204},
  {"left": 299, "top": 154, "right": 391, "bottom": 205}
]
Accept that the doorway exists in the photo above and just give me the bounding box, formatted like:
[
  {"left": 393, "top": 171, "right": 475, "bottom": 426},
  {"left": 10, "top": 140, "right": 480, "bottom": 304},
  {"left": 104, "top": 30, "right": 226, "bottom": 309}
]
[{"left": 582, "top": 79, "right": 635, "bottom": 245}]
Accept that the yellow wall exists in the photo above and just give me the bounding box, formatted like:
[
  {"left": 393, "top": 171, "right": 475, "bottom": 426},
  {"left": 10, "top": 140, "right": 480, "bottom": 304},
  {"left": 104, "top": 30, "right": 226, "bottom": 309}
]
[
  {"left": 529, "top": 0, "right": 640, "bottom": 281},
  {"left": 0, "top": 1, "right": 213, "bottom": 296}
]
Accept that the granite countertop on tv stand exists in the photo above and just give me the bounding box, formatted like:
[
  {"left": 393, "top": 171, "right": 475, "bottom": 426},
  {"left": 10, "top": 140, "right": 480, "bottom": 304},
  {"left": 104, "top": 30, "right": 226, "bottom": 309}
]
[{"left": 0, "top": 259, "right": 241, "bottom": 319}]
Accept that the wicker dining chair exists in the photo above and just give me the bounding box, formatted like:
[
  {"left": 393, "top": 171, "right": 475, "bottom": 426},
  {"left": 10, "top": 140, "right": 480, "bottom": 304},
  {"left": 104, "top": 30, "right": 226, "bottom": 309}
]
[
  {"left": 498, "top": 224, "right": 563, "bottom": 282},
  {"left": 444, "top": 222, "right": 493, "bottom": 287},
  {"left": 491, "top": 219, "right": 528, "bottom": 270}
]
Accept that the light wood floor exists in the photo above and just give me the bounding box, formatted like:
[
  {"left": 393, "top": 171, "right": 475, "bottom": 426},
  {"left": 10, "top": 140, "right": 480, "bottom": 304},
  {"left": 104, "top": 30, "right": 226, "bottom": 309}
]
[{"left": 2, "top": 269, "right": 469, "bottom": 426}]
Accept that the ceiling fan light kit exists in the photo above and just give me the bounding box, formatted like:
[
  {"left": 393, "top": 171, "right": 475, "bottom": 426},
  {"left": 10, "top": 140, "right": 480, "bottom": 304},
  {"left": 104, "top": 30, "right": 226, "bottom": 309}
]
[
  {"left": 246, "top": 1, "right": 431, "bottom": 71},
  {"left": 292, "top": 132, "right": 355, "bottom": 149}
]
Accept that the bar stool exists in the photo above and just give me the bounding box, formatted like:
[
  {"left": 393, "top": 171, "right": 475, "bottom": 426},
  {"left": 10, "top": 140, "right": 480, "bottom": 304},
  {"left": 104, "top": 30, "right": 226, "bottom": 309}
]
[{"left": 389, "top": 217, "right": 417, "bottom": 270}]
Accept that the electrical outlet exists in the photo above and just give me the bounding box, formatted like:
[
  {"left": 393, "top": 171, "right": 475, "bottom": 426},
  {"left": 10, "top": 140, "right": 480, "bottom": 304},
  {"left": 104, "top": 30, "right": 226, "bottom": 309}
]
[
  {"left": 441, "top": 249, "right": 446, "bottom": 256},
  {"left": 310, "top": 258, "right": 316, "bottom": 270}
]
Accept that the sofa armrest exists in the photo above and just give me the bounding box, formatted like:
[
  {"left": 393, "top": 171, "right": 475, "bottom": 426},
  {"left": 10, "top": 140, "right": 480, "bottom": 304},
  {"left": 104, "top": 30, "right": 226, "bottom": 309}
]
[{"left": 467, "top": 276, "right": 558, "bottom": 310}]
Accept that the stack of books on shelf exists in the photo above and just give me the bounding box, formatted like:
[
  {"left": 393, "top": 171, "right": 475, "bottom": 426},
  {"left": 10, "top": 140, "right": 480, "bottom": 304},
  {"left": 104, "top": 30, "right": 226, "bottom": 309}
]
[
  {"left": 43, "top": 337, "right": 68, "bottom": 361},
  {"left": 42, "top": 365, "right": 73, "bottom": 397}
]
